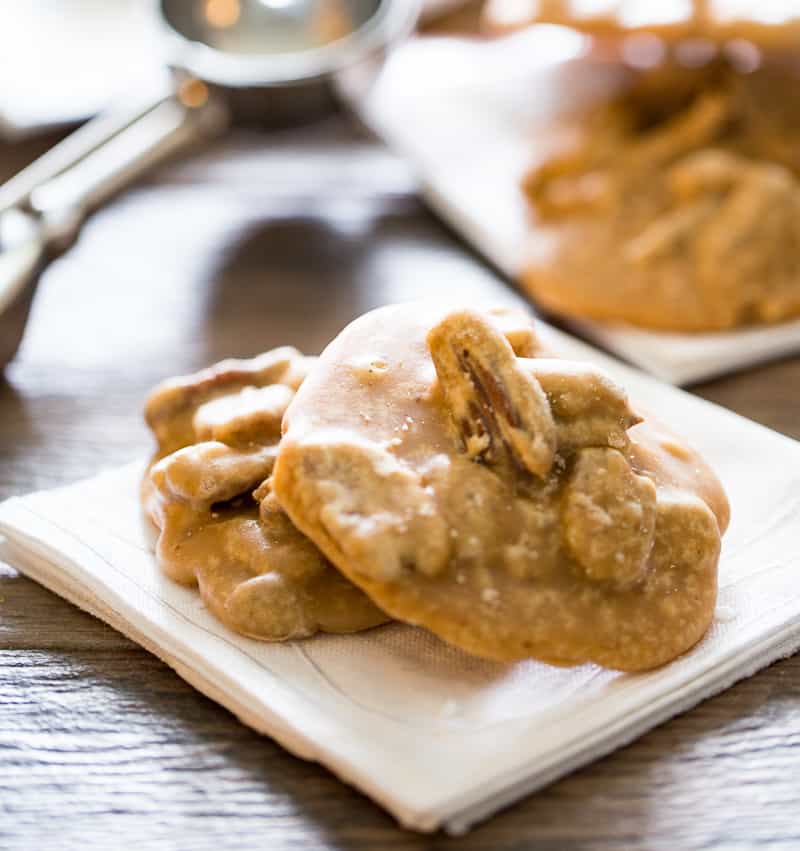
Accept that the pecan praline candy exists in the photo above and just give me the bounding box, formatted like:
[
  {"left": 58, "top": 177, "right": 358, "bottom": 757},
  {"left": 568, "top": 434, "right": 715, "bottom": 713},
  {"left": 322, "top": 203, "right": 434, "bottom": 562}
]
[
  {"left": 274, "top": 304, "right": 729, "bottom": 671},
  {"left": 142, "top": 348, "right": 388, "bottom": 641}
]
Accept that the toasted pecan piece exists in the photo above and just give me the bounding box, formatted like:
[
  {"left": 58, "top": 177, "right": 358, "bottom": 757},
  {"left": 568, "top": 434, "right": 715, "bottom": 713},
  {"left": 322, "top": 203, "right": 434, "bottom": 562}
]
[
  {"left": 145, "top": 347, "right": 312, "bottom": 455},
  {"left": 524, "top": 359, "right": 640, "bottom": 451},
  {"left": 562, "top": 447, "right": 657, "bottom": 586},
  {"left": 428, "top": 311, "right": 556, "bottom": 478}
]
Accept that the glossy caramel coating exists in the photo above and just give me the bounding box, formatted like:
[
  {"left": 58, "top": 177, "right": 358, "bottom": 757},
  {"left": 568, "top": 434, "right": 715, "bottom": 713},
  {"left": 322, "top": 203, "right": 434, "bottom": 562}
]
[{"left": 274, "top": 304, "right": 729, "bottom": 671}]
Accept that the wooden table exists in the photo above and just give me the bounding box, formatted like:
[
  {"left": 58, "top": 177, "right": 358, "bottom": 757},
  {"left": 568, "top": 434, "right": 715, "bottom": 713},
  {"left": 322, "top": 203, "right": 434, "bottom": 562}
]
[{"left": 2, "top": 88, "right": 800, "bottom": 851}]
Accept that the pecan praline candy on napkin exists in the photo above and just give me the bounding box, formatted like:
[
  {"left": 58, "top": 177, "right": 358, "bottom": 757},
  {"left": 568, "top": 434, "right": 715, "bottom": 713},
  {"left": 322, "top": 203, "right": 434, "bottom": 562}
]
[{"left": 7, "top": 302, "right": 800, "bottom": 832}]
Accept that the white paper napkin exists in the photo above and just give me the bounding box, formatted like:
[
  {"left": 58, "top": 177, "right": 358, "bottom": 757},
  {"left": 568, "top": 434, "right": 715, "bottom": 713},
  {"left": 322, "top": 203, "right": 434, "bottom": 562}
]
[
  {"left": 2, "top": 327, "right": 800, "bottom": 833},
  {"left": 338, "top": 29, "right": 800, "bottom": 385}
]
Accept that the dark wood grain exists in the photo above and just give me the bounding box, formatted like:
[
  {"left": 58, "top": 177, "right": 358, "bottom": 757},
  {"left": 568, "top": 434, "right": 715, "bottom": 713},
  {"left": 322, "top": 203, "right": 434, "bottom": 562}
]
[{"left": 2, "top": 63, "right": 800, "bottom": 851}]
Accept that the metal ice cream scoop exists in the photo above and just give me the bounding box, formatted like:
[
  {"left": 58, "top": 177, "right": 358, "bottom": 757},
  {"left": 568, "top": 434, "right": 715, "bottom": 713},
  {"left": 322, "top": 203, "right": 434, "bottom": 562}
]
[{"left": 0, "top": 0, "right": 419, "bottom": 369}]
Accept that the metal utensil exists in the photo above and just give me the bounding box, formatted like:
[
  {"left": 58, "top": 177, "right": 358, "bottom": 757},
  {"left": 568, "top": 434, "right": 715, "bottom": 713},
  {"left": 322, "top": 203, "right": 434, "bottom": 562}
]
[{"left": 0, "top": 0, "right": 419, "bottom": 370}]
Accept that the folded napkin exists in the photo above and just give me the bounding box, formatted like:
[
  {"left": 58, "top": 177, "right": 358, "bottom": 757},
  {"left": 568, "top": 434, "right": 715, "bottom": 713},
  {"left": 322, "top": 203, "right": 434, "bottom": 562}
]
[
  {"left": 338, "top": 30, "right": 800, "bottom": 385},
  {"left": 2, "top": 326, "right": 799, "bottom": 833}
]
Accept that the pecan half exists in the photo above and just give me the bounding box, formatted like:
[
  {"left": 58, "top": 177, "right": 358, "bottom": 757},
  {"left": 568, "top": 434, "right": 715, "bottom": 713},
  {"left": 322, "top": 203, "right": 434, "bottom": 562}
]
[
  {"left": 144, "top": 347, "right": 312, "bottom": 454},
  {"left": 667, "top": 148, "right": 741, "bottom": 201},
  {"left": 150, "top": 441, "right": 278, "bottom": 511},
  {"left": 694, "top": 160, "right": 800, "bottom": 290},
  {"left": 627, "top": 90, "right": 731, "bottom": 172},
  {"left": 193, "top": 384, "right": 294, "bottom": 447},
  {"left": 523, "top": 359, "right": 641, "bottom": 451},
  {"left": 561, "top": 447, "right": 657, "bottom": 587},
  {"left": 427, "top": 311, "right": 557, "bottom": 478}
]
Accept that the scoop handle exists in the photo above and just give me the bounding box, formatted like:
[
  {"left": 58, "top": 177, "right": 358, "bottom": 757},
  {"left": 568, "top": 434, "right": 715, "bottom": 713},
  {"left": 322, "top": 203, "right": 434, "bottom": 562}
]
[
  {"left": 27, "top": 80, "right": 229, "bottom": 251},
  {"left": 0, "top": 79, "right": 228, "bottom": 369}
]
